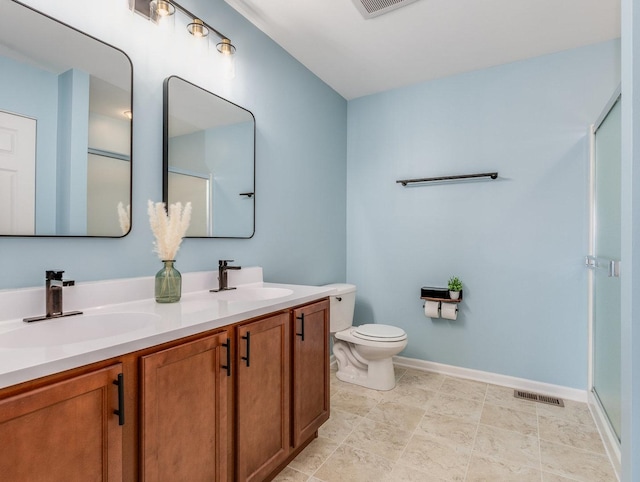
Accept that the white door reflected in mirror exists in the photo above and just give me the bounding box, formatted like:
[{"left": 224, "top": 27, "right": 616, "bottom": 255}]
[{"left": 0, "top": 111, "right": 35, "bottom": 235}]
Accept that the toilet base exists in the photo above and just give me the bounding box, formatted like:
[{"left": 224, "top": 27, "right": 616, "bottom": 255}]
[{"left": 335, "top": 355, "right": 397, "bottom": 391}]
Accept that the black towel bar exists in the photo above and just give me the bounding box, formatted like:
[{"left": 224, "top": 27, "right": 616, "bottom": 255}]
[{"left": 396, "top": 172, "right": 498, "bottom": 186}]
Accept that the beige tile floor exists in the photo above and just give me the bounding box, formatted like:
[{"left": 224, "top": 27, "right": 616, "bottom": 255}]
[{"left": 274, "top": 367, "right": 617, "bottom": 482}]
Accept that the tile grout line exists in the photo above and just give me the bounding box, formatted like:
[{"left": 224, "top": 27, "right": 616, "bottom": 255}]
[
  {"left": 320, "top": 375, "right": 404, "bottom": 479},
  {"left": 536, "top": 404, "right": 543, "bottom": 482},
  {"left": 307, "top": 383, "right": 363, "bottom": 481},
  {"left": 370, "top": 369, "right": 420, "bottom": 476},
  {"left": 383, "top": 368, "right": 439, "bottom": 478},
  {"left": 358, "top": 371, "right": 430, "bottom": 477},
  {"left": 461, "top": 384, "right": 488, "bottom": 481},
  {"left": 388, "top": 369, "right": 417, "bottom": 476}
]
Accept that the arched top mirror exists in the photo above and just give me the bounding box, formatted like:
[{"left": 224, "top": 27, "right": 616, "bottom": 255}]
[
  {"left": 163, "top": 76, "right": 255, "bottom": 238},
  {"left": 0, "top": 0, "right": 133, "bottom": 237}
]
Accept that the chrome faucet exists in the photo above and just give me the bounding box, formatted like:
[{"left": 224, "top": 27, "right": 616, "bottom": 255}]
[
  {"left": 23, "top": 270, "right": 83, "bottom": 323},
  {"left": 210, "top": 259, "right": 241, "bottom": 292}
]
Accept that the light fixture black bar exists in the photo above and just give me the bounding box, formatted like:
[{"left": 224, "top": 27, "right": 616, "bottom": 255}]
[
  {"left": 167, "top": 0, "right": 229, "bottom": 40},
  {"left": 396, "top": 172, "right": 498, "bottom": 186}
]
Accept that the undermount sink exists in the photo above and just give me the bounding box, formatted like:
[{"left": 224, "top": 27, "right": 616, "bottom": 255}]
[
  {"left": 0, "top": 312, "right": 160, "bottom": 348},
  {"left": 210, "top": 287, "right": 294, "bottom": 302}
]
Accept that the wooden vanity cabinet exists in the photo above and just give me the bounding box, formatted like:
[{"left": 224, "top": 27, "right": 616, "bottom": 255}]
[
  {"left": 0, "top": 363, "right": 124, "bottom": 482},
  {"left": 0, "top": 297, "right": 330, "bottom": 482},
  {"left": 292, "top": 299, "right": 330, "bottom": 446},
  {"left": 140, "top": 331, "right": 230, "bottom": 482},
  {"left": 234, "top": 299, "right": 330, "bottom": 482},
  {"left": 137, "top": 299, "right": 329, "bottom": 482},
  {"left": 235, "top": 312, "right": 291, "bottom": 482}
]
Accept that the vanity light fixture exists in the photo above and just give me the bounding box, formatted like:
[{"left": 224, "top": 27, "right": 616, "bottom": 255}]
[
  {"left": 217, "top": 38, "right": 236, "bottom": 79},
  {"left": 149, "top": 0, "right": 175, "bottom": 21},
  {"left": 216, "top": 38, "right": 236, "bottom": 55},
  {"left": 145, "top": 0, "right": 236, "bottom": 55},
  {"left": 187, "top": 18, "right": 209, "bottom": 38}
]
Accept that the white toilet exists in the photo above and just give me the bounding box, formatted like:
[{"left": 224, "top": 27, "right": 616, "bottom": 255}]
[{"left": 326, "top": 283, "right": 408, "bottom": 391}]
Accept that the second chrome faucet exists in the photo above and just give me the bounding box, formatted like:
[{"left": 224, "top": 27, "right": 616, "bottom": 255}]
[
  {"left": 23, "top": 270, "right": 83, "bottom": 323},
  {"left": 210, "top": 259, "right": 241, "bottom": 292}
]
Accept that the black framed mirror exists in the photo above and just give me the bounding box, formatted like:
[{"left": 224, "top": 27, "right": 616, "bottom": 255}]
[
  {"left": 163, "top": 76, "right": 255, "bottom": 238},
  {"left": 0, "top": 0, "right": 133, "bottom": 237}
]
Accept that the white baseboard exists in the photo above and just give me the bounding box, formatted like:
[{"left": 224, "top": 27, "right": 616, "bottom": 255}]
[
  {"left": 588, "top": 390, "right": 621, "bottom": 480},
  {"left": 391, "top": 356, "right": 588, "bottom": 403},
  {"left": 332, "top": 353, "right": 587, "bottom": 402}
]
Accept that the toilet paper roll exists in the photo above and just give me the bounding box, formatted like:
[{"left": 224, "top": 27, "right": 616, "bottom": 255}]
[
  {"left": 441, "top": 302, "right": 458, "bottom": 320},
  {"left": 424, "top": 300, "right": 440, "bottom": 318}
]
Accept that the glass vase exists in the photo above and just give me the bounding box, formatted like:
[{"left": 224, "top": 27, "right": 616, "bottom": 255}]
[{"left": 155, "top": 260, "right": 181, "bottom": 303}]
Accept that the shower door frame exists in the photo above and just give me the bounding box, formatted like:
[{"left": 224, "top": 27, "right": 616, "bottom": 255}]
[{"left": 587, "top": 85, "right": 621, "bottom": 477}]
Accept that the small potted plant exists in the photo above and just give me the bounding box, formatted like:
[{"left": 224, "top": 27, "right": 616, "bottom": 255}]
[{"left": 448, "top": 276, "right": 463, "bottom": 300}]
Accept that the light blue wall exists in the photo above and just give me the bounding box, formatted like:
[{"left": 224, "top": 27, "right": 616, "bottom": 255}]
[
  {"left": 347, "top": 40, "right": 620, "bottom": 388},
  {"left": 2, "top": 0, "right": 347, "bottom": 289},
  {"left": 56, "top": 68, "right": 90, "bottom": 235},
  {"left": 170, "top": 131, "right": 207, "bottom": 174}
]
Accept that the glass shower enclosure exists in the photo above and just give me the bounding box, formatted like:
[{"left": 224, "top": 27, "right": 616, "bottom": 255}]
[{"left": 588, "top": 87, "right": 621, "bottom": 451}]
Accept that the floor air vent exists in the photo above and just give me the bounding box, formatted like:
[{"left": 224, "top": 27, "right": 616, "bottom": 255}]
[
  {"left": 514, "top": 390, "right": 564, "bottom": 407},
  {"left": 351, "top": 0, "right": 420, "bottom": 19}
]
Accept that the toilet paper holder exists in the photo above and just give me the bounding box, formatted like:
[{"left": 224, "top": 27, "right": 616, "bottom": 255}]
[{"left": 421, "top": 287, "right": 462, "bottom": 320}]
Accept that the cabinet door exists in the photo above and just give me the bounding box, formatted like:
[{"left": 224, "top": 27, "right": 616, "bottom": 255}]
[
  {"left": 141, "top": 332, "right": 230, "bottom": 482},
  {"left": 292, "top": 300, "right": 330, "bottom": 446},
  {"left": 0, "top": 364, "right": 124, "bottom": 482},
  {"left": 236, "top": 313, "right": 290, "bottom": 482}
]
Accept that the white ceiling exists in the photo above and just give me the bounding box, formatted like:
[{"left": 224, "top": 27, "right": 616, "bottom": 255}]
[{"left": 224, "top": 0, "right": 620, "bottom": 100}]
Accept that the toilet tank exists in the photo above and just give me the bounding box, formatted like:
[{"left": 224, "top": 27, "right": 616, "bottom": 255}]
[{"left": 324, "top": 283, "right": 356, "bottom": 332}]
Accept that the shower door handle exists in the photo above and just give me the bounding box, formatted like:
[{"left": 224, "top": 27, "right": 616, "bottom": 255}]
[
  {"left": 585, "top": 256, "right": 620, "bottom": 277},
  {"left": 608, "top": 260, "right": 621, "bottom": 278}
]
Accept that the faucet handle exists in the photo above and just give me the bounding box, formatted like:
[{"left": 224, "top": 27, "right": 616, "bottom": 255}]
[
  {"left": 219, "top": 259, "right": 234, "bottom": 267},
  {"left": 46, "top": 270, "right": 64, "bottom": 281}
]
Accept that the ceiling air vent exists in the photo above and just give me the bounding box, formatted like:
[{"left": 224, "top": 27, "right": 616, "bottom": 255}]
[{"left": 351, "top": 0, "right": 420, "bottom": 19}]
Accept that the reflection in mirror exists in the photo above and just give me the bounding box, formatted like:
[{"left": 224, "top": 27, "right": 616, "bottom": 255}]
[
  {"left": 0, "top": 0, "right": 132, "bottom": 236},
  {"left": 164, "top": 76, "right": 255, "bottom": 238}
]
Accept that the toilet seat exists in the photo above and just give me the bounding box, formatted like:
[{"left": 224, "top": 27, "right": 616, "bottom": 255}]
[{"left": 353, "top": 324, "right": 407, "bottom": 342}]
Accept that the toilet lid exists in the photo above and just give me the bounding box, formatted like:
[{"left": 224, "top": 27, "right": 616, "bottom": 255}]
[{"left": 353, "top": 324, "right": 407, "bottom": 341}]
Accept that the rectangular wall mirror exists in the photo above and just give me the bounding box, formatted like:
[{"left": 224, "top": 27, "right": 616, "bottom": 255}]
[
  {"left": 163, "top": 76, "right": 255, "bottom": 238},
  {"left": 0, "top": 0, "right": 133, "bottom": 237}
]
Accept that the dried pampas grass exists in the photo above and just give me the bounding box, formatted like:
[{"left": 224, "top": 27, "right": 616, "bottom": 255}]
[
  {"left": 147, "top": 200, "right": 192, "bottom": 260},
  {"left": 117, "top": 202, "right": 130, "bottom": 235}
]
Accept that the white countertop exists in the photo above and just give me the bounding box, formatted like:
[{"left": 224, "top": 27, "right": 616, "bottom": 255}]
[{"left": 0, "top": 268, "right": 335, "bottom": 389}]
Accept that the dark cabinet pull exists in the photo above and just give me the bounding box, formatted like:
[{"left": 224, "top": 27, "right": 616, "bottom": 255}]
[
  {"left": 241, "top": 332, "right": 251, "bottom": 367},
  {"left": 113, "top": 373, "right": 125, "bottom": 426},
  {"left": 296, "top": 313, "right": 305, "bottom": 341},
  {"left": 222, "top": 338, "right": 231, "bottom": 377}
]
